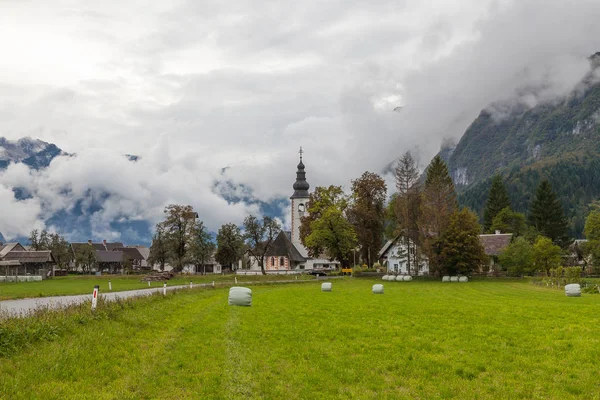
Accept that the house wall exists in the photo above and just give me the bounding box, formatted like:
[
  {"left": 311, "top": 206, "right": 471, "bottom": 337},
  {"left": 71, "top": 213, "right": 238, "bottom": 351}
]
[{"left": 384, "top": 242, "right": 429, "bottom": 276}]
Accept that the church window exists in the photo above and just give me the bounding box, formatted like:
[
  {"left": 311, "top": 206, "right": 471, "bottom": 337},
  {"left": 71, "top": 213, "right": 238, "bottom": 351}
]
[
  {"left": 279, "top": 257, "right": 285, "bottom": 267},
  {"left": 298, "top": 203, "right": 305, "bottom": 212}
]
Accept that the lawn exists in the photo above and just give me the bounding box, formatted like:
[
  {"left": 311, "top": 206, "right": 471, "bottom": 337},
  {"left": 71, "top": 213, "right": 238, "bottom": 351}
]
[
  {"left": 0, "top": 273, "right": 315, "bottom": 301},
  {"left": 1, "top": 279, "right": 599, "bottom": 399}
]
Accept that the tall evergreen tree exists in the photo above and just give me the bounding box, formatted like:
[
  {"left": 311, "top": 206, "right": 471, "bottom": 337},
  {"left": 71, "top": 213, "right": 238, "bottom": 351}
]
[
  {"left": 394, "top": 151, "right": 421, "bottom": 274},
  {"left": 483, "top": 175, "right": 511, "bottom": 232},
  {"left": 529, "top": 180, "right": 569, "bottom": 246},
  {"left": 420, "top": 155, "right": 457, "bottom": 275}
]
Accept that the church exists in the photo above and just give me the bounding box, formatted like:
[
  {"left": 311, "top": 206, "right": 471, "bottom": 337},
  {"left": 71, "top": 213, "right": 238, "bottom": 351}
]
[{"left": 245, "top": 149, "right": 340, "bottom": 272}]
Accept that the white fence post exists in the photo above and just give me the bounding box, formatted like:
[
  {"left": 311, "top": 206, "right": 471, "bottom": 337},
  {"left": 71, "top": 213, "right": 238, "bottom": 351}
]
[
  {"left": 163, "top": 282, "right": 167, "bottom": 296},
  {"left": 212, "top": 281, "right": 215, "bottom": 288},
  {"left": 189, "top": 281, "right": 193, "bottom": 289},
  {"left": 108, "top": 280, "right": 112, "bottom": 291},
  {"left": 235, "top": 277, "right": 238, "bottom": 284},
  {"left": 91, "top": 285, "right": 99, "bottom": 311},
  {"left": 148, "top": 281, "right": 151, "bottom": 287}
]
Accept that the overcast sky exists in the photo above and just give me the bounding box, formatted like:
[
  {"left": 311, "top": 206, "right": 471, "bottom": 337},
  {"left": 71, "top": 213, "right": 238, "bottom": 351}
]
[{"left": 1, "top": 0, "right": 600, "bottom": 240}]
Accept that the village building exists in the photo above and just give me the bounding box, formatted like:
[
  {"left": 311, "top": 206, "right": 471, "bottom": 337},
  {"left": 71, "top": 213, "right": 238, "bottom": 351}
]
[
  {"left": 0, "top": 242, "right": 56, "bottom": 278},
  {"left": 479, "top": 232, "right": 513, "bottom": 273},
  {"left": 378, "top": 235, "right": 429, "bottom": 276},
  {"left": 243, "top": 149, "right": 340, "bottom": 273}
]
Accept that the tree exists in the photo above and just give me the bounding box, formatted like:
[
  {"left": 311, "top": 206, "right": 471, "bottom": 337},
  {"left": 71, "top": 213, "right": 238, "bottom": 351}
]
[
  {"left": 439, "top": 208, "right": 487, "bottom": 275},
  {"left": 215, "top": 223, "right": 244, "bottom": 269},
  {"left": 498, "top": 237, "right": 534, "bottom": 275},
  {"left": 189, "top": 221, "right": 216, "bottom": 275},
  {"left": 532, "top": 236, "right": 563, "bottom": 275},
  {"left": 394, "top": 151, "right": 422, "bottom": 274},
  {"left": 529, "top": 180, "right": 569, "bottom": 246},
  {"left": 584, "top": 209, "right": 600, "bottom": 241},
  {"left": 483, "top": 175, "right": 511, "bottom": 232},
  {"left": 304, "top": 207, "right": 357, "bottom": 268},
  {"left": 48, "top": 233, "right": 72, "bottom": 273},
  {"left": 75, "top": 244, "right": 97, "bottom": 274},
  {"left": 243, "top": 215, "right": 281, "bottom": 275},
  {"left": 420, "top": 155, "right": 457, "bottom": 275},
  {"left": 490, "top": 207, "right": 527, "bottom": 236},
  {"left": 300, "top": 185, "right": 349, "bottom": 258},
  {"left": 347, "top": 171, "right": 387, "bottom": 267},
  {"left": 148, "top": 225, "right": 169, "bottom": 271},
  {"left": 158, "top": 204, "right": 198, "bottom": 271},
  {"left": 28, "top": 229, "right": 50, "bottom": 251}
]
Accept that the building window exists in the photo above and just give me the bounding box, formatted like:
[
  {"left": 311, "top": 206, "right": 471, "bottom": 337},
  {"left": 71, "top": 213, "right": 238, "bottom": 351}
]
[
  {"left": 279, "top": 257, "right": 285, "bottom": 267},
  {"left": 298, "top": 203, "right": 305, "bottom": 212},
  {"left": 271, "top": 257, "right": 275, "bottom": 267}
]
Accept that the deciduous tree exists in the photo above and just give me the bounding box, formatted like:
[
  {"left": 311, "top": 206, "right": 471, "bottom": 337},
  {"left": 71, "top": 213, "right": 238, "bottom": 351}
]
[
  {"left": 243, "top": 215, "right": 281, "bottom": 275},
  {"left": 498, "top": 237, "right": 534, "bottom": 275},
  {"left": 215, "top": 223, "right": 244, "bottom": 269},
  {"left": 304, "top": 207, "right": 357, "bottom": 268},
  {"left": 189, "top": 221, "right": 216, "bottom": 274},
  {"left": 532, "top": 236, "right": 563, "bottom": 275},
  {"left": 148, "top": 225, "right": 169, "bottom": 271},
  {"left": 490, "top": 207, "right": 527, "bottom": 237},
  {"left": 347, "top": 171, "right": 387, "bottom": 267},
  {"left": 159, "top": 204, "right": 198, "bottom": 271},
  {"left": 439, "top": 208, "right": 487, "bottom": 275},
  {"left": 75, "top": 244, "right": 97, "bottom": 274},
  {"left": 584, "top": 209, "right": 600, "bottom": 241}
]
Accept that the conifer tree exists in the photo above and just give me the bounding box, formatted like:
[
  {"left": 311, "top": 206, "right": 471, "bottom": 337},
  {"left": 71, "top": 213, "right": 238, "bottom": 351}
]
[
  {"left": 420, "top": 155, "right": 457, "bottom": 275},
  {"left": 393, "top": 151, "right": 421, "bottom": 274},
  {"left": 483, "top": 175, "right": 511, "bottom": 232},
  {"left": 439, "top": 208, "right": 487, "bottom": 275},
  {"left": 529, "top": 180, "right": 569, "bottom": 246}
]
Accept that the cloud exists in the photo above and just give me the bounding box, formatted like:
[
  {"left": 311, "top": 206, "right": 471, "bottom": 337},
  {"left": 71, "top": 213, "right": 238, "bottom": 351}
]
[{"left": 1, "top": 0, "right": 600, "bottom": 240}]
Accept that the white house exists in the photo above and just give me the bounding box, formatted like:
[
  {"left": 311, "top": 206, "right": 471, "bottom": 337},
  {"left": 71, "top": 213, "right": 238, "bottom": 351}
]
[{"left": 378, "top": 235, "right": 429, "bottom": 276}]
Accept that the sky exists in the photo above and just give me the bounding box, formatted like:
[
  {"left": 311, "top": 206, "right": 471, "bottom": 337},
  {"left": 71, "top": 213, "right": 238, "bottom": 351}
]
[{"left": 1, "top": 0, "right": 600, "bottom": 240}]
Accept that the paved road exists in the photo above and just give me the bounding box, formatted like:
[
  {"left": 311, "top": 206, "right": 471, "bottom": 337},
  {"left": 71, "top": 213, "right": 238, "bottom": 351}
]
[
  {"left": 0, "top": 284, "right": 198, "bottom": 317},
  {"left": 0, "top": 276, "right": 345, "bottom": 317}
]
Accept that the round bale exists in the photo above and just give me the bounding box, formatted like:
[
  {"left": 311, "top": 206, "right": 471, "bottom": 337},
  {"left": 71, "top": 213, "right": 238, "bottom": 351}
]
[
  {"left": 395, "top": 275, "right": 404, "bottom": 281},
  {"left": 458, "top": 276, "right": 468, "bottom": 282},
  {"left": 321, "top": 282, "right": 332, "bottom": 292},
  {"left": 403, "top": 275, "right": 413, "bottom": 281},
  {"left": 442, "top": 276, "right": 450, "bottom": 282},
  {"left": 372, "top": 284, "right": 384, "bottom": 294},
  {"left": 565, "top": 283, "right": 581, "bottom": 297},
  {"left": 228, "top": 286, "right": 252, "bottom": 306},
  {"left": 450, "top": 276, "right": 459, "bottom": 282}
]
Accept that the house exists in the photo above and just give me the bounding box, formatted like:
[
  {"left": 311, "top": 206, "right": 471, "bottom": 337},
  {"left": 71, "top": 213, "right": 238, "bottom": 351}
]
[
  {"left": 115, "top": 247, "right": 146, "bottom": 269},
  {"left": 246, "top": 231, "right": 307, "bottom": 272},
  {"left": 2, "top": 250, "right": 56, "bottom": 275},
  {"left": 478, "top": 232, "right": 513, "bottom": 273},
  {"left": 0, "top": 242, "right": 27, "bottom": 259},
  {"left": 96, "top": 250, "right": 124, "bottom": 273},
  {"left": 378, "top": 235, "right": 429, "bottom": 276}
]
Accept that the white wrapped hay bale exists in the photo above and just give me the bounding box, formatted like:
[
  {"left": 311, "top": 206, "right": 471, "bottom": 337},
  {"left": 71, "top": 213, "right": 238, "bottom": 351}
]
[
  {"left": 442, "top": 276, "right": 450, "bottom": 282},
  {"left": 382, "top": 275, "right": 389, "bottom": 281},
  {"left": 228, "top": 286, "right": 252, "bottom": 306},
  {"left": 403, "top": 275, "right": 413, "bottom": 282},
  {"left": 395, "top": 275, "right": 404, "bottom": 281},
  {"left": 450, "top": 276, "right": 459, "bottom": 282},
  {"left": 458, "top": 276, "right": 468, "bottom": 282},
  {"left": 372, "top": 284, "right": 384, "bottom": 294},
  {"left": 565, "top": 284, "right": 581, "bottom": 297},
  {"left": 321, "top": 282, "right": 332, "bottom": 292}
]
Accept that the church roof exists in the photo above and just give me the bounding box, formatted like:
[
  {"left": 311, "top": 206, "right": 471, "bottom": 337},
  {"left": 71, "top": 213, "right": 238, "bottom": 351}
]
[
  {"left": 265, "top": 231, "right": 306, "bottom": 263},
  {"left": 291, "top": 149, "right": 310, "bottom": 199}
]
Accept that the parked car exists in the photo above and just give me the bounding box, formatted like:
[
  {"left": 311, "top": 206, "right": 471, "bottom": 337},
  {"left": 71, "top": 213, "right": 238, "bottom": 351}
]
[{"left": 306, "top": 269, "right": 328, "bottom": 276}]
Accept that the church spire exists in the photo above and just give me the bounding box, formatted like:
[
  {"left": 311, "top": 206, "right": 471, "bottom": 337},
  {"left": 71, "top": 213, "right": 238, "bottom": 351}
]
[{"left": 291, "top": 147, "right": 310, "bottom": 199}]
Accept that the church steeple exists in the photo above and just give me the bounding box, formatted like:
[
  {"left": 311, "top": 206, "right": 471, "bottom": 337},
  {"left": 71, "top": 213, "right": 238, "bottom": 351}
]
[{"left": 291, "top": 146, "right": 310, "bottom": 199}]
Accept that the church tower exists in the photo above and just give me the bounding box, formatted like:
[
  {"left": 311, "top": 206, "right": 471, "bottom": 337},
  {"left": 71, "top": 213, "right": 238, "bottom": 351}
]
[{"left": 290, "top": 147, "right": 309, "bottom": 256}]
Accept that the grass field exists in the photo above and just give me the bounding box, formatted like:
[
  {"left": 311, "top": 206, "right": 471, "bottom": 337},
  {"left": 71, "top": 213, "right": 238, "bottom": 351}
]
[
  {"left": 0, "top": 273, "right": 315, "bottom": 301},
  {"left": 1, "top": 279, "right": 599, "bottom": 399}
]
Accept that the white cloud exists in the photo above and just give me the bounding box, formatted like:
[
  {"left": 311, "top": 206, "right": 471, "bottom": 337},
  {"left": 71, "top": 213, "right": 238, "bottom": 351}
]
[{"left": 1, "top": 0, "right": 599, "bottom": 240}]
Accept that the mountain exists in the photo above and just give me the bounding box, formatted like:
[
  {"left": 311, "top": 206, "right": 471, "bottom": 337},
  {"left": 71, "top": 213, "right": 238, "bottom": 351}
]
[
  {"left": 444, "top": 53, "right": 600, "bottom": 236},
  {"left": 0, "top": 137, "right": 66, "bottom": 170}
]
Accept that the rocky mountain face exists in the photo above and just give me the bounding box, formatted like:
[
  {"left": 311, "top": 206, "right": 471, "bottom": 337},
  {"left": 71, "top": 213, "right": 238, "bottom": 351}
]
[
  {"left": 0, "top": 137, "right": 65, "bottom": 170},
  {"left": 444, "top": 53, "right": 600, "bottom": 236}
]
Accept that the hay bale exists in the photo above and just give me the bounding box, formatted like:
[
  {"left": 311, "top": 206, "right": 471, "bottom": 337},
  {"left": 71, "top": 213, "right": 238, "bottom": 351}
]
[
  {"left": 228, "top": 287, "right": 252, "bottom": 306},
  {"left": 565, "top": 284, "right": 581, "bottom": 297},
  {"left": 442, "top": 276, "right": 450, "bottom": 282},
  {"left": 458, "top": 276, "right": 468, "bottom": 282},
  {"left": 321, "top": 282, "right": 332, "bottom": 292},
  {"left": 372, "top": 284, "right": 384, "bottom": 294},
  {"left": 403, "top": 275, "right": 413, "bottom": 281},
  {"left": 382, "top": 275, "right": 389, "bottom": 281},
  {"left": 395, "top": 275, "right": 403, "bottom": 281},
  {"left": 450, "top": 276, "right": 459, "bottom": 282}
]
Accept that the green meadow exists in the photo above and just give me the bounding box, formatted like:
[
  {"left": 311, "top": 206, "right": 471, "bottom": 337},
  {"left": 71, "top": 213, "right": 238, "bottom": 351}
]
[
  {"left": 1, "top": 279, "right": 599, "bottom": 399},
  {"left": 0, "top": 274, "right": 314, "bottom": 301}
]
